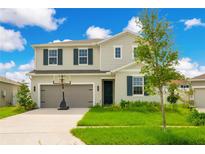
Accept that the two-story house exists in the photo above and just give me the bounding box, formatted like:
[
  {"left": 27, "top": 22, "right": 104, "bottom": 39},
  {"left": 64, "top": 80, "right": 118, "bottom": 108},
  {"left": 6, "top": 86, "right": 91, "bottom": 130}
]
[{"left": 29, "top": 30, "right": 160, "bottom": 108}]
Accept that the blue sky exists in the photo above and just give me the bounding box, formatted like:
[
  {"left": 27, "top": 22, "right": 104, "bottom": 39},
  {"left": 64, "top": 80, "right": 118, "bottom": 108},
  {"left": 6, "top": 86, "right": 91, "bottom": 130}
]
[{"left": 0, "top": 8, "right": 205, "bottom": 81}]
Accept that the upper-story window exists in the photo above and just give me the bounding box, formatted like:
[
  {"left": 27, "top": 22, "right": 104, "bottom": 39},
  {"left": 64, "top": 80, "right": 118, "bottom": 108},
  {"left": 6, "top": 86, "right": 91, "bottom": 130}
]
[
  {"left": 48, "top": 49, "right": 58, "bottom": 65},
  {"left": 114, "top": 46, "right": 122, "bottom": 59},
  {"left": 132, "top": 45, "right": 137, "bottom": 59},
  {"left": 133, "top": 76, "right": 144, "bottom": 95},
  {"left": 79, "top": 49, "right": 88, "bottom": 64}
]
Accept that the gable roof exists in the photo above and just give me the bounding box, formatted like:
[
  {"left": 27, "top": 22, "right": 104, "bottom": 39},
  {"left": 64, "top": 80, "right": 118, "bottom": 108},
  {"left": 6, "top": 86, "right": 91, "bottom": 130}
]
[
  {"left": 191, "top": 73, "right": 205, "bottom": 81},
  {"left": 32, "top": 30, "right": 139, "bottom": 48},
  {"left": 0, "top": 76, "right": 20, "bottom": 86},
  {"left": 98, "top": 30, "right": 140, "bottom": 44},
  {"left": 32, "top": 39, "right": 103, "bottom": 48}
]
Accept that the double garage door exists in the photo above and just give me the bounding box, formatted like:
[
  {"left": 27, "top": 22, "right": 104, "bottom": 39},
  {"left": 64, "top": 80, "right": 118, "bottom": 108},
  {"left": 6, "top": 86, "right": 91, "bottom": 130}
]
[
  {"left": 194, "top": 88, "right": 205, "bottom": 107},
  {"left": 40, "top": 84, "right": 93, "bottom": 108}
]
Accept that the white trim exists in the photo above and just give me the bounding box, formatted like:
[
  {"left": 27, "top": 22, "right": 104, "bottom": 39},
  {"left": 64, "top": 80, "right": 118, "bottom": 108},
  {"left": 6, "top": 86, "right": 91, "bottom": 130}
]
[
  {"left": 100, "top": 77, "right": 115, "bottom": 79},
  {"left": 98, "top": 30, "right": 139, "bottom": 44},
  {"left": 192, "top": 86, "right": 205, "bottom": 89},
  {"left": 132, "top": 76, "right": 144, "bottom": 96},
  {"left": 111, "top": 62, "right": 136, "bottom": 73},
  {"left": 99, "top": 45, "right": 102, "bottom": 70},
  {"left": 32, "top": 43, "right": 99, "bottom": 48},
  {"left": 190, "top": 79, "right": 205, "bottom": 81},
  {"left": 38, "top": 82, "right": 95, "bottom": 108},
  {"left": 113, "top": 45, "right": 122, "bottom": 59},
  {"left": 28, "top": 72, "right": 111, "bottom": 76},
  {"left": 132, "top": 45, "right": 137, "bottom": 60},
  {"left": 34, "top": 48, "right": 37, "bottom": 70}
]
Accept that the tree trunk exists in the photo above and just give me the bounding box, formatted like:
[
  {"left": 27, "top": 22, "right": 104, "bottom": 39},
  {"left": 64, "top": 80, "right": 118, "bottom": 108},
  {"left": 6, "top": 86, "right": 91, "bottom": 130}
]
[{"left": 159, "top": 87, "right": 166, "bottom": 130}]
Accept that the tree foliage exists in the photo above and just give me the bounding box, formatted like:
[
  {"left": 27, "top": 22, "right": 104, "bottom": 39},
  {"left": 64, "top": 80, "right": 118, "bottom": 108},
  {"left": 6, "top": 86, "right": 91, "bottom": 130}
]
[
  {"left": 16, "top": 83, "right": 37, "bottom": 110},
  {"left": 135, "top": 9, "right": 183, "bottom": 130},
  {"left": 167, "top": 83, "right": 179, "bottom": 105}
]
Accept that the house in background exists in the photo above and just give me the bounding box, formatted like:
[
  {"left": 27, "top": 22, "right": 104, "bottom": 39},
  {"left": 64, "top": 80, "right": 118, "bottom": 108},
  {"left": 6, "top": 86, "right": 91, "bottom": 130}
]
[
  {"left": 0, "top": 76, "right": 20, "bottom": 107},
  {"left": 191, "top": 74, "right": 205, "bottom": 108},
  {"left": 29, "top": 30, "right": 161, "bottom": 108}
]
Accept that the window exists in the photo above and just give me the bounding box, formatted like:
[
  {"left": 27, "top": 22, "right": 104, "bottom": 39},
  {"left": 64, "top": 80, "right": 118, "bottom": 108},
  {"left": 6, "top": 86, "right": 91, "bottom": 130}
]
[
  {"left": 132, "top": 46, "right": 137, "bottom": 59},
  {"left": 79, "top": 49, "right": 88, "bottom": 64},
  {"left": 114, "top": 47, "right": 122, "bottom": 59},
  {"left": 133, "top": 77, "right": 144, "bottom": 95},
  {"left": 48, "top": 49, "right": 58, "bottom": 65}
]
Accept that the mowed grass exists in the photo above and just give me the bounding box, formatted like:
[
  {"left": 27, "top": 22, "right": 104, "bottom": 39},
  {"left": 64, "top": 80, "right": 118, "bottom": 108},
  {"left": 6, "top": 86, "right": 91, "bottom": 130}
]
[
  {"left": 0, "top": 106, "right": 26, "bottom": 119},
  {"left": 71, "top": 127, "right": 205, "bottom": 145},
  {"left": 78, "top": 106, "right": 191, "bottom": 126}
]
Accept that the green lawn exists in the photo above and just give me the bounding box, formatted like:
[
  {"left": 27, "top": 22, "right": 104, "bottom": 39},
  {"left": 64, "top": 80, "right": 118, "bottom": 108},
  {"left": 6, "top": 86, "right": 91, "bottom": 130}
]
[
  {"left": 0, "top": 106, "right": 26, "bottom": 119},
  {"left": 78, "top": 106, "right": 191, "bottom": 126},
  {"left": 71, "top": 127, "right": 205, "bottom": 145}
]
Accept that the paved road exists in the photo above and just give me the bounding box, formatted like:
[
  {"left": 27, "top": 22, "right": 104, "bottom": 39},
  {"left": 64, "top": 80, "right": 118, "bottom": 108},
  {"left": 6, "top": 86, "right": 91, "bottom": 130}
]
[{"left": 0, "top": 108, "right": 88, "bottom": 145}]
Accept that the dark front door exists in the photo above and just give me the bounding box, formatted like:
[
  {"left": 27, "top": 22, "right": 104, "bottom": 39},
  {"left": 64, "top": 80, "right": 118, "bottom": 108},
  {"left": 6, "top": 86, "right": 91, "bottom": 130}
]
[{"left": 103, "top": 81, "right": 113, "bottom": 105}]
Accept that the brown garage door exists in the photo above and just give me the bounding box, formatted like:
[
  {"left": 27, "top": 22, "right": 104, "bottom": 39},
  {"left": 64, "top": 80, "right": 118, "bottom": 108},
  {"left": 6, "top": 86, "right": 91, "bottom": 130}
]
[
  {"left": 194, "top": 88, "right": 205, "bottom": 107},
  {"left": 40, "top": 84, "right": 93, "bottom": 108}
]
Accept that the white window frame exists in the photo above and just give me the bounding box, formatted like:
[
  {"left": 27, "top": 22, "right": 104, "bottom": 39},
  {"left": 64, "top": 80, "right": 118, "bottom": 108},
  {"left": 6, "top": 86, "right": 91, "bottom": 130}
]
[
  {"left": 132, "top": 76, "right": 144, "bottom": 96},
  {"left": 113, "top": 46, "right": 122, "bottom": 59},
  {"left": 132, "top": 45, "right": 137, "bottom": 60},
  {"left": 48, "top": 49, "right": 58, "bottom": 65},
  {"left": 78, "top": 48, "right": 88, "bottom": 65}
]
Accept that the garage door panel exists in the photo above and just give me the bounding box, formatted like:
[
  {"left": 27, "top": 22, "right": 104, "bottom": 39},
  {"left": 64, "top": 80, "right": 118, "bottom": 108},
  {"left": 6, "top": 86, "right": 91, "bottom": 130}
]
[
  {"left": 40, "top": 84, "right": 93, "bottom": 108},
  {"left": 65, "top": 85, "right": 93, "bottom": 108},
  {"left": 194, "top": 88, "right": 205, "bottom": 107}
]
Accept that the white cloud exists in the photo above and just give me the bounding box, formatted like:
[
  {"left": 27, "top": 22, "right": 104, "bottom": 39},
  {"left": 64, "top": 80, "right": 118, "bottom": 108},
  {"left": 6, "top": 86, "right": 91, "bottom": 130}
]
[
  {"left": 18, "top": 60, "right": 34, "bottom": 71},
  {"left": 50, "top": 39, "right": 72, "bottom": 43},
  {"left": 124, "top": 17, "right": 142, "bottom": 33},
  {"left": 0, "top": 8, "right": 66, "bottom": 31},
  {"left": 86, "top": 26, "right": 112, "bottom": 39},
  {"left": 180, "top": 18, "right": 205, "bottom": 30},
  {"left": 0, "top": 61, "right": 15, "bottom": 71},
  {"left": 5, "top": 71, "right": 29, "bottom": 84},
  {"left": 175, "top": 57, "right": 205, "bottom": 78},
  {"left": 0, "top": 26, "right": 26, "bottom": 52}
]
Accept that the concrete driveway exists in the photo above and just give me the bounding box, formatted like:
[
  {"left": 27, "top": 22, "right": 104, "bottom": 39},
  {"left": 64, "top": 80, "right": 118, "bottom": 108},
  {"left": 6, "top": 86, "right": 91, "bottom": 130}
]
[
  {"left": 197, "top": 108, "right": 205, "bottom": 113},
  {"left": 0, "top": 108, "right": 88, "bottom": 145}
]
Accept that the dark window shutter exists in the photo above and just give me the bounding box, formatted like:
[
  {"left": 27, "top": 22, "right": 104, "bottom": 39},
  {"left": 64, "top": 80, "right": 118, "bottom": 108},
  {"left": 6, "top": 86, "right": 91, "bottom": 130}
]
[
  {"left": 144, "top": 76, "right": 149, "bottom": 96},
  {"left": 73, "top": 48, "right": 78, "bottom": 65},
  {"left": 58, "top": 49, "right": 63, "bottom": 65},
  {"left": 43, "top": 49, "right": 48, "bottom": 65},
  {"left": 134, "top": 48, "right": 137, "bottom": 58},
  {"left": 127, "top": 76, "right": 133, "bottom": 96},
  {"left": 88, "top": 48, "right": 93, "bottom": 65}
]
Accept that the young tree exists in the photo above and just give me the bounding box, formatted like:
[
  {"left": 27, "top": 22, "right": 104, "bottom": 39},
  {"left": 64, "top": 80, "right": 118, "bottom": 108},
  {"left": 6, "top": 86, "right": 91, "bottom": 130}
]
[
  {"left": 16, "top": 83, "right": 36, "bottom": 110},
  {"left": 135, "top": 9, "right": 182, "bottom": 130}
]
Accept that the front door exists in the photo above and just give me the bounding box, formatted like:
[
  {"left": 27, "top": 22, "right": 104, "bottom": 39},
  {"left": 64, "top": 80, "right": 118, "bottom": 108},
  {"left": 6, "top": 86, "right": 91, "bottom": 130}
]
[{"left": 103, "top": 81, "right": 113, "bottom": 105}]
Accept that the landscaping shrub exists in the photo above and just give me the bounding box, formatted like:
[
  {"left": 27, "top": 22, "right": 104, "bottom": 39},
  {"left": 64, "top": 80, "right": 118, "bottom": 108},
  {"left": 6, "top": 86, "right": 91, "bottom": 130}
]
[
  {"left": 120, "top": 100, "right": 161, "bottom": 112},
  {"left": 187, "top": 109, "right": 205, "bottom": 126},
  {"left": 16, "top": 83, "right": 37, "bottom": 111}
]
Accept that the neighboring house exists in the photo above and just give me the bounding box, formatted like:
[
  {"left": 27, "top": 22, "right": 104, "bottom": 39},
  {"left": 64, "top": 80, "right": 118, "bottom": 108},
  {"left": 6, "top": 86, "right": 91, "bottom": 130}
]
[
  {"left": 170, "top": 80, "right": 192, "bottom": 103},
  {"left": 0, "top": 76, "right": 20, "bottom": 107},
  {"left": 29, "top": 30, "right": 160, "bottom": 108},
  {"left": 191, "top": 74, "right": 205, "bottom": 108}
]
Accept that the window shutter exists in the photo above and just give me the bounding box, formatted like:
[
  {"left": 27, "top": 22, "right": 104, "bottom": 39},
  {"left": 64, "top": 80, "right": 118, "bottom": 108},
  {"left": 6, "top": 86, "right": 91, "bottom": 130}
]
[
  {"left": 43, "top": 49, "right": 48, "bottom": 65},
  {"left": 58, "top": 49, "right": 63, "bottom": 65},
  {"left": 144, "top": 76, "right": 149, "bottom": 96},
  {"left": 134, "top": 48, "right": 137, "bottom": 59},
  {"left": 88, "top": 48, "right": 93, "bottom": 65},
  {"left": 73, "top": 48, "right": 78, "bottom": 65},
  {"left": 127, "top": 76, "right": 133, "bottom": 96}
]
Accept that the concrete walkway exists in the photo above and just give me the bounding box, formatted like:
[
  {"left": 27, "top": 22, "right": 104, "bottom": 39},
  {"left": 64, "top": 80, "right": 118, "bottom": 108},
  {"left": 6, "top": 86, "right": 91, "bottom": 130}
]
[{"left": 0, "top": 108, "right": 88, "bottom": 145}]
